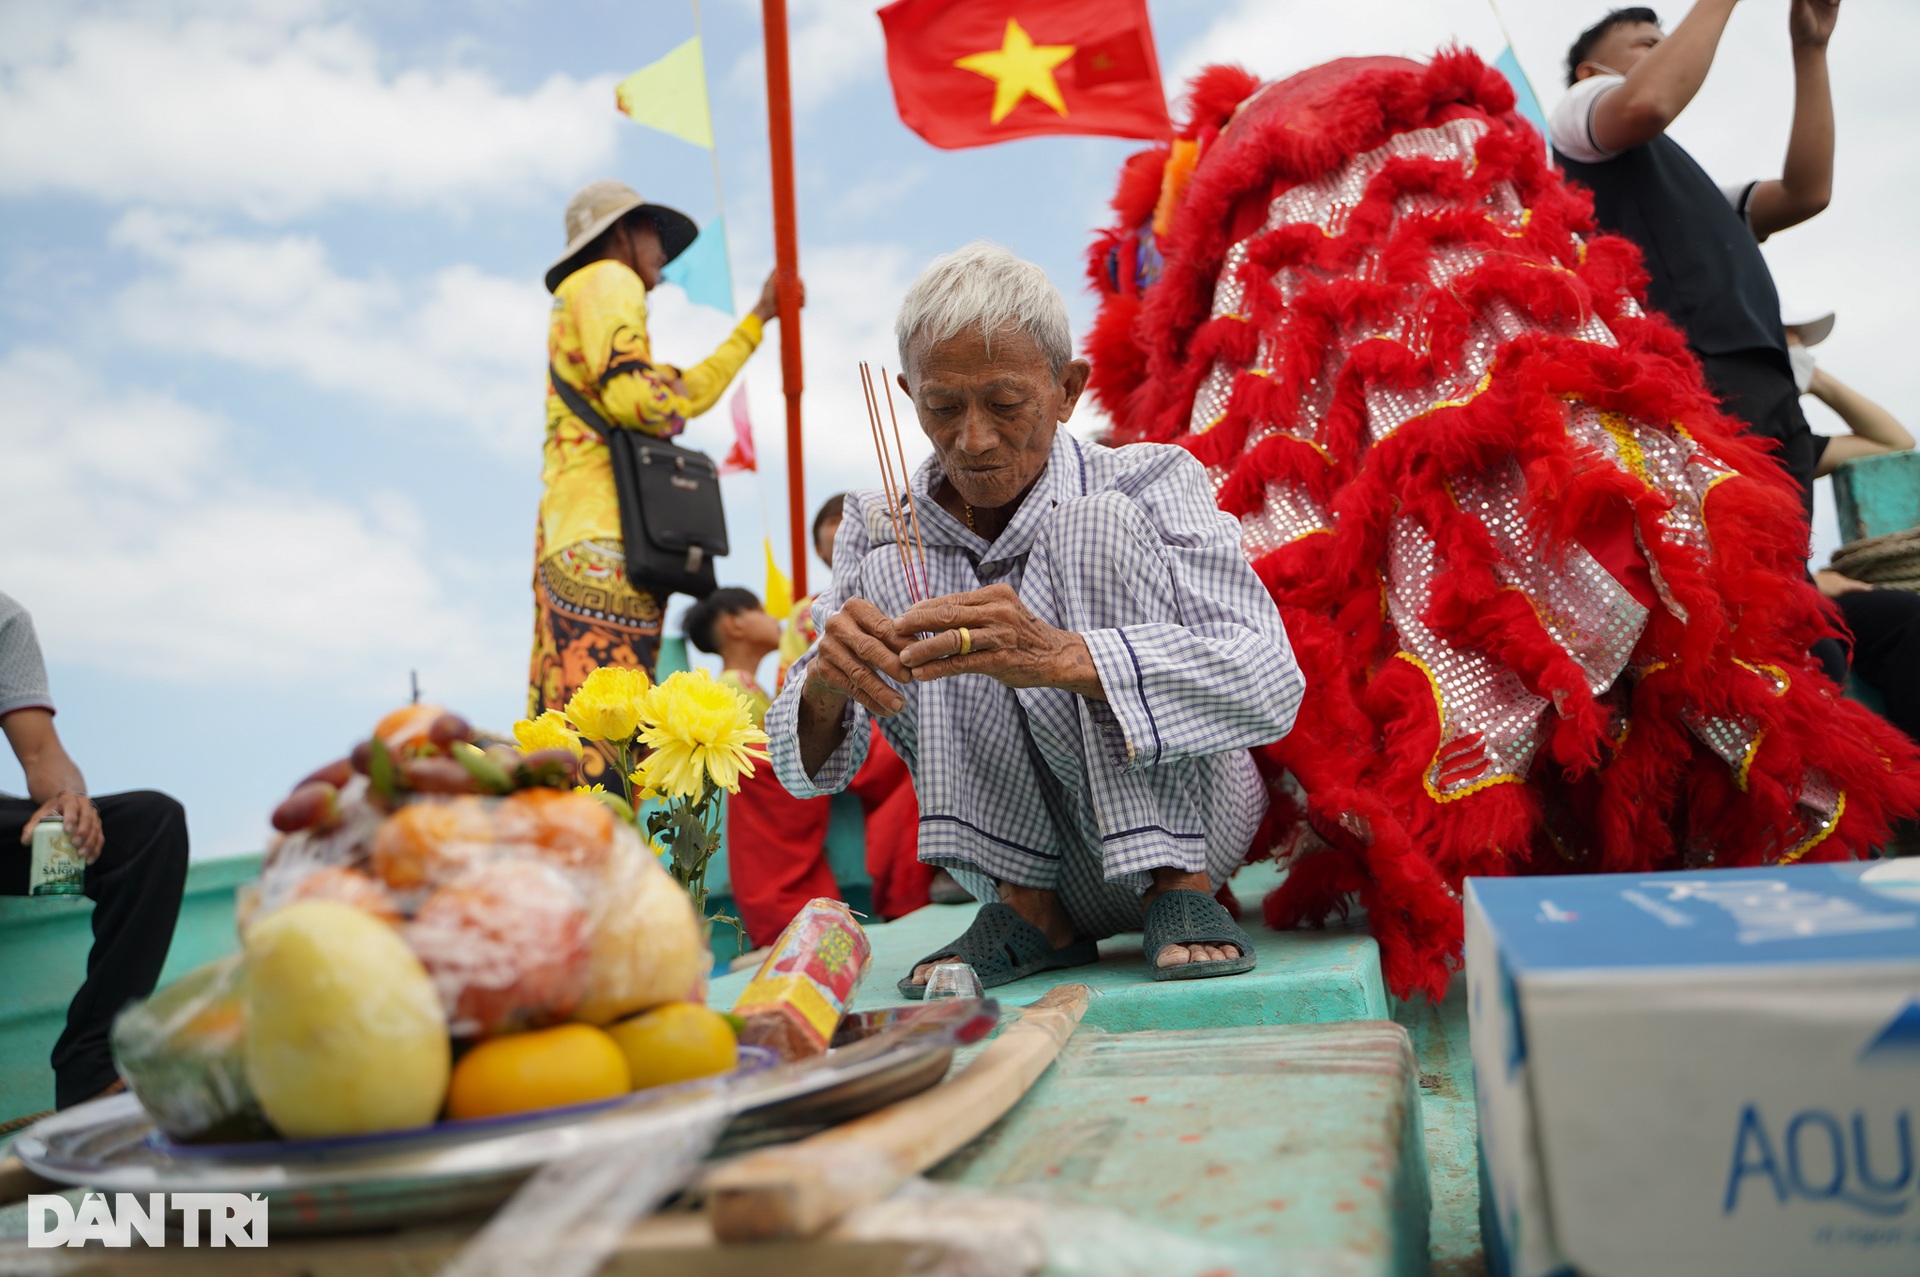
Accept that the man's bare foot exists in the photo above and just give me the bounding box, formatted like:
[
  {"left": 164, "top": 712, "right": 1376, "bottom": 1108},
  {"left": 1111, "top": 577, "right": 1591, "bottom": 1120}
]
[
  {"left": 910, "top": 880, "right": 1080, "bottom": 985},
  {"left": 1144, "top": 868, "right": 1244, "bottom": 969}
]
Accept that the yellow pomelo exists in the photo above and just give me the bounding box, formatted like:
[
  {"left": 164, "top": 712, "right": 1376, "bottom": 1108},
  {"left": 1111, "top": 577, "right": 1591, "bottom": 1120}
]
[
  {"left": 243, "top": 900, "right": 449, "bottom": 1139},
  {"left": 573, "top": 830, "right": 708, "bottom": 1024},
  {"left": 607, "top": 1002, "right": 738, "bottom": 1091},
  {"left": 446, "top": 1023, "right": 631, "bottom": 1120}
]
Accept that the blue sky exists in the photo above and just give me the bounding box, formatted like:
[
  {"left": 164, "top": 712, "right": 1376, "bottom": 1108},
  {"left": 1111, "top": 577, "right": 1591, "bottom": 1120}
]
[{"left": 3, "top": 0, "right": 1914, "bottom": 859}]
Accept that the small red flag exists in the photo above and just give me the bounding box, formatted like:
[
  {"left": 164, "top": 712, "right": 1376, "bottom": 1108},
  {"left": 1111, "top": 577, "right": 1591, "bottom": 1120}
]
[
  {"left": 878, "top": 0, "right": 1173, "bottom": 149},
  {"left": 720, "top": 385, "right": 756, "bottom": 474}
]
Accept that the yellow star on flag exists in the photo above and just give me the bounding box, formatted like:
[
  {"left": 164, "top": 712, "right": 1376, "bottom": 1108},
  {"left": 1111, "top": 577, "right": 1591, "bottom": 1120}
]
[{"left": 954, "top": 18, "right": 1075, "bottom": 125}]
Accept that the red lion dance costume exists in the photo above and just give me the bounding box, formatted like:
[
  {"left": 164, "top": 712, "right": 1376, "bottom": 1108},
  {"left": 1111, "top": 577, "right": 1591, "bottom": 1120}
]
[{"left": 1086, "top": 52, "right": 1920, "bottom": 999}]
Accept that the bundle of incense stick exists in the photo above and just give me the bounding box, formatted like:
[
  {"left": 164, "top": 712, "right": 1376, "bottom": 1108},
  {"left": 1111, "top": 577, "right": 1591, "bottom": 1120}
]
[{"left": 859, "top": 362, "right": 931, "bottom": 604}]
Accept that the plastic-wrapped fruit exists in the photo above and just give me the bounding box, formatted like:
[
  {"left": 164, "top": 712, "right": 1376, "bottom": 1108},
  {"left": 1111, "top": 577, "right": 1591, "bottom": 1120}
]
[
  {"left": 370, "top": 796, "right": 496, "bottom": 890},
  {"left": 606, "top": 1002, "right": 738, "bottom": 1091},
  {"left": 407, "top": 858, "right": 591, "bottom": 1037},
  {"left": 111, "top": 955, "right": 273, "bottom": 1143},
  {"left": 445, "top": 1023, "right": 630, "bottom": 1121},
  {"left": 573, "top": 829, "right": 709, "bottom": 1025},
  {"left": 495, "top": 788, "right": 614, "bottom": 871},
  {"left": 243, "top": 900, "right": 450, "bottom": 1139},
  {"left": 374, "top": 703, "right": 448, "bottom": 750},
  {"left": 287, "top": 865, "right": 402, "bottom": 924}
]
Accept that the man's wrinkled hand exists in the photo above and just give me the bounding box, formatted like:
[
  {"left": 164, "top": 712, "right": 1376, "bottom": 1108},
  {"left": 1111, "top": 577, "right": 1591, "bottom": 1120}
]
[
  {"left": 803, "top": 597, "right": 911, "bottom": 717},
  {"left": 893, "top": 585, "right": 1104, "bottom": 698},
  {"left": 21, "top": 791, "right": 103, "bottom": 862}
]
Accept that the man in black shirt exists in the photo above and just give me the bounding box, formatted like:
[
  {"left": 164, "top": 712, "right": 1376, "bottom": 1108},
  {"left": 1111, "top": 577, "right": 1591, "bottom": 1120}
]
[
  {"left": 1550, "top": 0, "right": 1840, "bottom": 513},
  {"left": 1547, "top": 2, "right": 1920, "bottom": 764}
]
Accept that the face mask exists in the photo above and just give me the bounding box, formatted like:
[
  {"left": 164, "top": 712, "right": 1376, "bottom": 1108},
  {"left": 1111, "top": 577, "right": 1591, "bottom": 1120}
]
[{"left": 1788, "top": 344, "right": 1816, "bottom": 395}]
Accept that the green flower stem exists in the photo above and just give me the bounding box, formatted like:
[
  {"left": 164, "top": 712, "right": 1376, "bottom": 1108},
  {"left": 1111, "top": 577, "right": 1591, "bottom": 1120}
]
[{"left": 614, "top": 739, "right": 635, "bottom": 811}]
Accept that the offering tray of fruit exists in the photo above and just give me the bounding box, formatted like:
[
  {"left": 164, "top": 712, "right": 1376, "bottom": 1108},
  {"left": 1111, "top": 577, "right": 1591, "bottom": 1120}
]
[
  {"left": 15, "top": 998, "right": 998, "bottom": 1231},
  {"left": 17, "top": 694, "right": 1000, "bottom": 1234}
]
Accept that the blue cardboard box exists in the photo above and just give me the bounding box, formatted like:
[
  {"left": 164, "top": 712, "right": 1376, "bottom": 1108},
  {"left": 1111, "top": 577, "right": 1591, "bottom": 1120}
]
[{"left": 1467, "top": 860, "right": 1920, "bottom": 1277}]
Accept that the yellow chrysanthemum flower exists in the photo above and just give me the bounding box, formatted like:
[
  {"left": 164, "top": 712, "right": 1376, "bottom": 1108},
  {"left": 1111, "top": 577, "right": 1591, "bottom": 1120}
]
[
  {"left": 512, "top": 709, "right": 583, "bottom": 758},
  {"left": 633, "top": 670, "right": 770, "bottom": 798},
  {"left": 564, "top": 665, "right": 650, "bottom": 743},
  {"left": 574, "top": 781, "right": 636, "bottom": 823}
]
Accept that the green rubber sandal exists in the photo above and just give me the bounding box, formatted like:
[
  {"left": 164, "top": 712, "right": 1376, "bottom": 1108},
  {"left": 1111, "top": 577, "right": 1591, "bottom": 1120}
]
[
  {"left": 1144, "top": 889, "right": 1257, "bottom": 982},
  {"left": 897, "top": 903, "right": 1099, "bottom": 1000}
]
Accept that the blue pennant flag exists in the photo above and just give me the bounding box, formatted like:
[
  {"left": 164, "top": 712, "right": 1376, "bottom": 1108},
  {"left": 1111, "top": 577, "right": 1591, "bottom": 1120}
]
[
  {"left": 660, "top": 215, "right": 736, "bottom": 314},
  {"left": 1495, "top": 46, "right": 1548, "bottom": 147}
]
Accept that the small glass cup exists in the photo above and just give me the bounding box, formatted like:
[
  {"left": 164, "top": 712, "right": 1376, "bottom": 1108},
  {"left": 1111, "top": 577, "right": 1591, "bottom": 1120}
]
[{"left": 921, "top": 961, "right": 984, "bottom": 1001}]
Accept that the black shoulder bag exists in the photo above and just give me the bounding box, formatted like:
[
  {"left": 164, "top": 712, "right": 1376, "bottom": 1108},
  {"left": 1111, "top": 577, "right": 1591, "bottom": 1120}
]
[{"left": 549, "top": 365, "right": 728, "bottom": 600}]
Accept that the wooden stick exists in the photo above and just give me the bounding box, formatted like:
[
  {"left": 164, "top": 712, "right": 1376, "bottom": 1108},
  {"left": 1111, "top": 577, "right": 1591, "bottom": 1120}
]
[
  {"left": 859, "top": 363, "right": 918, "bottom": 602},
  {"left": 880, "top": 367, "right": 930, "bottom": 601},
  {"left": 707, "top": 983, "right": 1091, "bottom": 1243}
]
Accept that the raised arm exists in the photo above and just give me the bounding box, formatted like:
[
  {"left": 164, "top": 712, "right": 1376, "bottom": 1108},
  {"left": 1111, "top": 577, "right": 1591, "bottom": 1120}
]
[
  {"left": 1811, "top": 366, "right": 1913, "bottom": 478},
  {"left": 673, "top": 273, "right": 803, "bottom": 416},
  {"left": 1746, "top": 0, "right": 1839, "bottom": 239},
  {"left": 1588, "top": 0, "right": 1741, "bottom": 154}
]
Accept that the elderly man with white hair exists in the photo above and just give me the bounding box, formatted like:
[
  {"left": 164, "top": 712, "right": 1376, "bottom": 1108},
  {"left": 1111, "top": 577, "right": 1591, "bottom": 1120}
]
[{"left": 767, "top": 243, "right": 1304, "bottom": 995}]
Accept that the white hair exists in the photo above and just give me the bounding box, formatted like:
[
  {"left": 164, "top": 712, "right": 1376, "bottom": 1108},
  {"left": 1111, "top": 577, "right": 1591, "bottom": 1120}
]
[{"left": 894, "top": 241, "right": 1073, "bottom": 377}]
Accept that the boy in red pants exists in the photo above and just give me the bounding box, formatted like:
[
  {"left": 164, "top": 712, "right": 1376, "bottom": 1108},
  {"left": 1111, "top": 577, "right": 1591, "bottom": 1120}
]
[
  {"left": 790, "top": 500, "right": 943, "bottom": 918},
  {"left": 686, "top": 584, "right": 926, "bottom": 948}
]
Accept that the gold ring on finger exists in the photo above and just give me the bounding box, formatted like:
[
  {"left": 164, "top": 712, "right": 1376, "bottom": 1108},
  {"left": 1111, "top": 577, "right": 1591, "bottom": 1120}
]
[{"left": 956, "top": 626, "right": 972, "bottom": 656}]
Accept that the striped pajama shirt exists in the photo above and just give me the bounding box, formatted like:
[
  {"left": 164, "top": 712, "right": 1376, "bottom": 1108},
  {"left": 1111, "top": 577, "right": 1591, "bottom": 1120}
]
[{"left": 767, "top": 430, "right": 1304, "bottom": 939}]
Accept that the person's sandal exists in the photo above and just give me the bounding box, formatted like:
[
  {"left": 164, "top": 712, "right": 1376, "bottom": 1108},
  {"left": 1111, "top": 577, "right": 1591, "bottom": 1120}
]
[
  {"left": 1143, "top": 888, "right": 1257, "bottom": 982},
  {"left": 897, "top": 902, "right": 1099, "bottom": 1000}
]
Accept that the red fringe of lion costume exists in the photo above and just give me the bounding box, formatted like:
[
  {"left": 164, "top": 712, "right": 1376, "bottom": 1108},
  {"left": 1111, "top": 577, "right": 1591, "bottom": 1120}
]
[{"left": 1085, "top": 52, "right": 1920, "bottom": 999}]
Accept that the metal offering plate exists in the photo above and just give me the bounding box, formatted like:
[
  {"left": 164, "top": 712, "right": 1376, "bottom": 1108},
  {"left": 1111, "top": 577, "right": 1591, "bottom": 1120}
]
[{"left": 14, "top": 997, "right": 998, "bottom": 1234}]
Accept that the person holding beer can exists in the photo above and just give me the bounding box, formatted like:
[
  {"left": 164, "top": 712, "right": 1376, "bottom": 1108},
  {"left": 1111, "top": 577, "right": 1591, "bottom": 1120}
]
[{"left": 0, "top": 592, "right": 188, "bottom": 1120}]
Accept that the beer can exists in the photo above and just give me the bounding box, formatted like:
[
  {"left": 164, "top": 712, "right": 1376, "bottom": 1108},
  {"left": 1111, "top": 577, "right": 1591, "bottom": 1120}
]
[{"left": 29, "top": 818, "right": 86, "bottom": 896}]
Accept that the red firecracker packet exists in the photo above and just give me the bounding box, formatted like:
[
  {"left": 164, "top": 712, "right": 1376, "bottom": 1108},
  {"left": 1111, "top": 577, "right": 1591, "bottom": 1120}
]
[{"left": 731, "top": 898, "right": 871, "bottom": 1060}]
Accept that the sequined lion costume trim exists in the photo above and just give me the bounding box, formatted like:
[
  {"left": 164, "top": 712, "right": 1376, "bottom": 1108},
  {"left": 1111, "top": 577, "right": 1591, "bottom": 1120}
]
[{"left": 1085, "top": 52, "right": 1920, "bottom": 1000}]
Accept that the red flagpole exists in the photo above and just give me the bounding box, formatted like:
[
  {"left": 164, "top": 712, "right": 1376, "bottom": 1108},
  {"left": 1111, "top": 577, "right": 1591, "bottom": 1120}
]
[{"left": 761, "top": 0, "right": 806, "bottom": 599}]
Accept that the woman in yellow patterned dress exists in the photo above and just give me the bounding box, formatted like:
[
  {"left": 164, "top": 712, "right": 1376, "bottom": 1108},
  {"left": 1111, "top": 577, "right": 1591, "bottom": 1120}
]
[{"left": 530, "top": 180, "right": 798, "bottom": 727}]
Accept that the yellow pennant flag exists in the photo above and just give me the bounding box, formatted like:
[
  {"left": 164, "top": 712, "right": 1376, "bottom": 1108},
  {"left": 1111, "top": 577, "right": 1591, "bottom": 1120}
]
[
  {"left": 615, "top": 36, "right": 714, "bottom": 149},
  {"left": 764, "top": 539, "right": 794, "bottom": 620}
]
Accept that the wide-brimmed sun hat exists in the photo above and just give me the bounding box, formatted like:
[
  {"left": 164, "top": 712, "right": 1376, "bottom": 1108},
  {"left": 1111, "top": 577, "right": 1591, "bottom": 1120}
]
[
  {"left": 1780, "top": 300, "right": 1836, "bottom": 347},
  {"left": 545, "top": 180, "right": 699, "bottom": 292}
]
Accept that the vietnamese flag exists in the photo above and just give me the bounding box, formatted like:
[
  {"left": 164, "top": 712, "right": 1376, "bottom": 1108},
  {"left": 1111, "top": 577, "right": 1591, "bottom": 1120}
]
[{"left": 878, "top": 0, "right": 1173, "bottom": 149}]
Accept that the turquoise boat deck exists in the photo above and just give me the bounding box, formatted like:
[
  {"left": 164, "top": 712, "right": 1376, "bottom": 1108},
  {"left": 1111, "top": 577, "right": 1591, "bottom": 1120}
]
[
  {"left": 2, "top": 855, "right": 1482, "bottom": 1273},
  {"left": 714, "top": 852, "right": 1474, "bottom": 1267}
]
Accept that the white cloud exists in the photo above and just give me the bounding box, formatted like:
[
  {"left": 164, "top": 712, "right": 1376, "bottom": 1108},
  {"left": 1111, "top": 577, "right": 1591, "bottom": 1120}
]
[
  {"left": 0, "top": 345, "right": 518, "bottom": 689},
  {"left": 1171, "top": 0, "right": 1506, "bottom": 90},
  {"left": 723, "top": 0, "right": 886, "bottom": 113},
  {"left": 110, "top": 209, "right": 550, "bottom": 452},
  {"left": 0, "top": 1, "right": 620, "bottom": 217}
]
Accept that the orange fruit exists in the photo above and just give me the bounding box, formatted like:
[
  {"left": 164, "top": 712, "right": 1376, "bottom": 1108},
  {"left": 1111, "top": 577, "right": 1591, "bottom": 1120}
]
[
  {"left": 496, "top": 788, "right": 615, "bottom": 871},
  {"left": 374, "top": 703, "right": 447, "bottom": 750},
  {"left": 288, "top": 866, "right": 402, "bottom": 924},
  {"left": 445, "top": 1023, "right": 630, "bottom": 1121},
  {"left": 370, "top": 797, "right": 496, "bottom": 890},
  {"left": 606, "top": 1002, "right": 738, "bottom": 1091}
]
